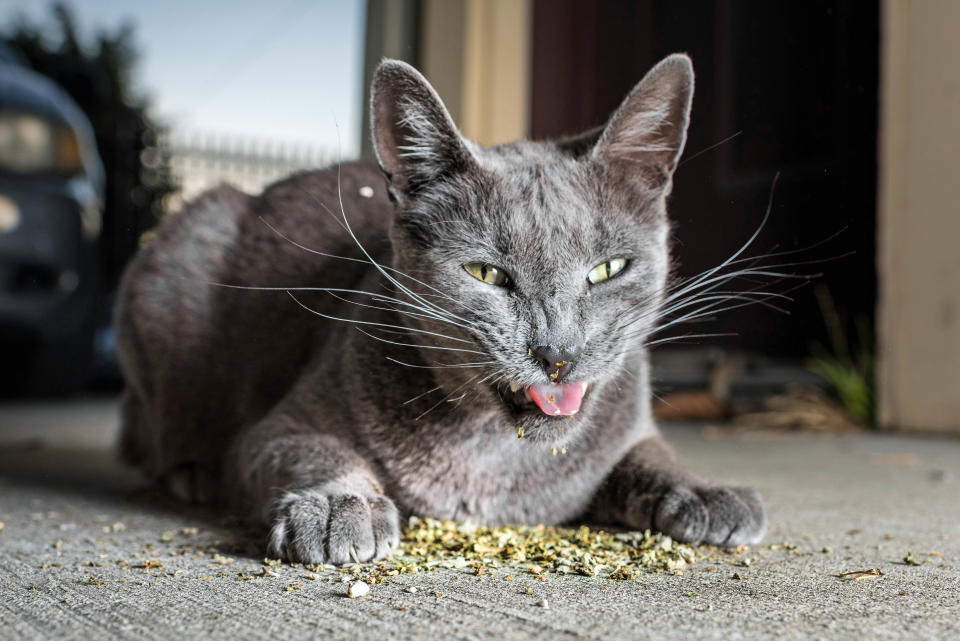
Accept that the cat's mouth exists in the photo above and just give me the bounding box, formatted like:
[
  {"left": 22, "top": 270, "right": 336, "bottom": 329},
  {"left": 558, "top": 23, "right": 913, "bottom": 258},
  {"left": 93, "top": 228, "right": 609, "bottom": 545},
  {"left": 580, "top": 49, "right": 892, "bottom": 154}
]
[{"left": 498, "top": 381, "right": 589, "bottom": 417}]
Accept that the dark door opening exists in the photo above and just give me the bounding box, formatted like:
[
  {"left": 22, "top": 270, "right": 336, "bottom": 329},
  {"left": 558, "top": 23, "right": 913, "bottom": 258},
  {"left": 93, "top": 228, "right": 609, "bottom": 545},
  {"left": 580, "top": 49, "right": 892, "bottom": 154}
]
[{"left": 531, "top": 1, "right": 878, "bottom": 375}]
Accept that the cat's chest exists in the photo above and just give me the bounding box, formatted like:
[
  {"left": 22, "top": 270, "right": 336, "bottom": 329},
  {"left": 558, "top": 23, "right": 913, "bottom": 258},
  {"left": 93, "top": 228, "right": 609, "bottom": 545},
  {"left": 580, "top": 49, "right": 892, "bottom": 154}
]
[{"left": 379, "top": 421, "right": 631, "bottom": 524}]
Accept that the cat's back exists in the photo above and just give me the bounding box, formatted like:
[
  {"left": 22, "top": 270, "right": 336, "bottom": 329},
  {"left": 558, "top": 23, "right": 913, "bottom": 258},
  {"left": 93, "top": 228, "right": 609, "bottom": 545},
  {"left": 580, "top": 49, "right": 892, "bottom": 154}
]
[{"left": 115, "top": 161, "right": 392, "bottom": 481}]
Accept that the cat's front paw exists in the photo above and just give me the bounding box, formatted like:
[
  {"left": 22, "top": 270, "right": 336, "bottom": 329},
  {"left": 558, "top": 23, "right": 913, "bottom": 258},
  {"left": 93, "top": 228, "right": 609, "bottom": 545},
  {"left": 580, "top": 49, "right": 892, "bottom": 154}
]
[
  {"left": 266, "top": 485, "right": 400, "bottom": 564},
  {"left": 627, "top": 485, "right": 767, "bottom": 546}
]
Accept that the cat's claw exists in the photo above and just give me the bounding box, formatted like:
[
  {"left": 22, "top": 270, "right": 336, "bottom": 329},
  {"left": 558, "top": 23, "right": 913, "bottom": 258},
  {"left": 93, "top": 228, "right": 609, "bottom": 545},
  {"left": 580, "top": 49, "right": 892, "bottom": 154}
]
[
  {"left": 266, "top": 485, "right": 400, "bottom": 565},
  {"left": 628, "top": 484, "right": 767, "bottom": 546}
]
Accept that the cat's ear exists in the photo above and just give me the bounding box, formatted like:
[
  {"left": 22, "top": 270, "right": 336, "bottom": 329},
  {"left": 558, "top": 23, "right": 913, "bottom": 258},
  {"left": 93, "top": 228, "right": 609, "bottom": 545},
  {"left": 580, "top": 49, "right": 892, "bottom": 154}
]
[
  {"left": 370, "top": 59, "right": 476, "bottom": 204},
  {"left": 591, "top": 53, "right": 694, "bottom": 191}
]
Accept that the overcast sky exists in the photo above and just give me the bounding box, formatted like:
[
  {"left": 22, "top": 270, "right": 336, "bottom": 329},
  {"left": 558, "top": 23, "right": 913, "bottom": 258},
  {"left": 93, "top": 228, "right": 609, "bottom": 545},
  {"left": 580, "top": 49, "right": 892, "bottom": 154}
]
[{"left": 0, "top": 0, "right": 366, "bottom": 156}]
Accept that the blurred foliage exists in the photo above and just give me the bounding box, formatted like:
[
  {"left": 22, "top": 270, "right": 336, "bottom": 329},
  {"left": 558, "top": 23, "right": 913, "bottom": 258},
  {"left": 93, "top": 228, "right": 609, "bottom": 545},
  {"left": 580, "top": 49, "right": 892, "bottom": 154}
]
[
  {"left": 4, "top": 3, "right": 175, "bottom": 289},
  {"left": 807, "top": 285, "right": 875, "bottom": 426}
]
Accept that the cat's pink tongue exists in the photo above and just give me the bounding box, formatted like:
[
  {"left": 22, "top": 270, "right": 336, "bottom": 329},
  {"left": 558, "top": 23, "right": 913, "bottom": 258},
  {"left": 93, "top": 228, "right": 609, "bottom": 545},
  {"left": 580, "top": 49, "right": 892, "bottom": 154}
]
[{"left": 526, "top": 382, "right": 586, "bottom": 416}]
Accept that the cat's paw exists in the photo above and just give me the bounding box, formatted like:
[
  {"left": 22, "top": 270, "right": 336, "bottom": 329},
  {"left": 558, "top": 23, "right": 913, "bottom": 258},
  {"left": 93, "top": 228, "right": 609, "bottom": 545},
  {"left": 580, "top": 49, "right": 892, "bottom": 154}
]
[
  {"left": 266, "top": 485, "right": 400, "bottom": 564},
  {"left": 628, "top": 485, "right": 767, "bottom": 546}
]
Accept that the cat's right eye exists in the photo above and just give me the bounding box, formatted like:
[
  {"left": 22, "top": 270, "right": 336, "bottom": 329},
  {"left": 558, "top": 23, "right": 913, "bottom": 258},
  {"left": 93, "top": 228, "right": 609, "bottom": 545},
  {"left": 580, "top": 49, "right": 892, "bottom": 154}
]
[{"left": 463, "top": 262, "right": 510, "bottom": 287}]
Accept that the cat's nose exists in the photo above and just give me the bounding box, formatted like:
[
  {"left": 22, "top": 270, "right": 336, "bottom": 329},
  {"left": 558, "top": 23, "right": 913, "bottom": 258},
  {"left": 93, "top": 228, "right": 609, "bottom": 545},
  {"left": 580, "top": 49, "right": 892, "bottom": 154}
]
[{"left": 528, "top": 344, "right": 582, "bottom": 381}]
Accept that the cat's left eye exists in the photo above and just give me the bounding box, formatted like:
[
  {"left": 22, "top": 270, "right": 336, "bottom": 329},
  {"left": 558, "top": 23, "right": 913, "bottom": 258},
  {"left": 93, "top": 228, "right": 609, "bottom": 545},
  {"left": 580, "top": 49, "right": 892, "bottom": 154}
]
[{"left": 587, "top": 258, "right": 627, "bottom": 285}]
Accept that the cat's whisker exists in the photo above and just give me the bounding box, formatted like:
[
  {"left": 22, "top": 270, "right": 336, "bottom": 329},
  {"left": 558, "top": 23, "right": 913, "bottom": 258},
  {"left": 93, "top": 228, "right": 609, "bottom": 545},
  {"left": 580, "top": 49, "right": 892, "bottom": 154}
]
[
  {"left": 615, "top": 331, "right": 741, "bottom": 359},
  {"left": 662, "top": 265, "right": 821, "bottom": 309},
  {"left": 323, "top": 289, "right": 477, "bottom": 331},
  {"left": 366, "top": 296, "right": 480, "bottom": 334},
  {"left": 645, "top": 298, "right": 784, "bottom": 339},
  {"left": 616, "top": 256, "right": 824, "bottom": 339},
  {"left": 286, "top": 291, "right": 475, "bottom": 346},
  {"left": 654, "top": 241, "right": 849, "bottom": 319},
  {"left": 448, "top": 371, "right": 503, "bottom": 413},
  {"left": 643, "top": 331, "right": 740, "bottom": 347},
  {"left": 656, "top": 281, "right": 810, "bottom": 328},
  {"left": 384, "top": 357, "right": 497, "bottom": 370},
  {"left": 354, "top": 328, "right": 487, "bottom": 356},
  {"left": 198, "top": 278, "right": 467, "bottom": 329},
  {"left": 656, "top": 291, "right": 795, "bottom": 322},
  {"left": 401, "top": 385, "right": 443, "bottom": 406},
  {"left": 414, "top": 372, "right": 485, "bottom": 421},
  {"left": 258, "top": 215, "right": 358, "bottom": 262},
  {"left": 662, "top": 225, "right": 850, "bottom": 302},
  {"left": 614, "top": 172, "right": 844, "bottom": 337},
  {"left": 614, "top": 276, "right": 807, "bottom": 349}
]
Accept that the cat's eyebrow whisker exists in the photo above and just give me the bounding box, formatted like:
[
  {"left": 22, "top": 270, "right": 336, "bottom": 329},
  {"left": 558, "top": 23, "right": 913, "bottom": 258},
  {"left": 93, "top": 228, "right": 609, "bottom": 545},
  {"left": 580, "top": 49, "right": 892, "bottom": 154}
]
[
  {"left": 287, "top": 185, "right": 352, "bottom": 234},
  {"left": 280, "top": 166, "right": 479, "bottom": 324},
  {"left": 677, "top": 130, "right": 742, "bottom": 166},
  {"left": 333, "top": 163, "right": 476, "bottom": 326},
  {"left": 260, "top": 213, "right": 482, "bottom": 320},
  {"left": 661, "top": 172, "right": 782, "bottom": 302},
  {"left": 286, "top": 291, "right": 474, "bottom": 346},
  {"left": 354, "top": 328, "right": 488, "bottom": 356},
  {"left": 302, "top": 197, "right": 484, "bottom": 319}
]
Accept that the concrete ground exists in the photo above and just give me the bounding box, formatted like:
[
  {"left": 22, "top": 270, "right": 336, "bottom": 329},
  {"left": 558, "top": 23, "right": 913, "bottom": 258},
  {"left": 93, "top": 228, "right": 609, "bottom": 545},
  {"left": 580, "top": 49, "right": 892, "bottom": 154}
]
[{"left": 1, "top": 398, "right": 958, "bottom": 641}]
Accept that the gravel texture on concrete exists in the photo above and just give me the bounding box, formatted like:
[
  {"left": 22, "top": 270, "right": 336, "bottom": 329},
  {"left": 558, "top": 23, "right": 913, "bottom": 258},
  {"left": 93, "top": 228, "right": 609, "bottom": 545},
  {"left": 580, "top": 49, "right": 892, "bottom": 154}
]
[{"left": 1, "top": 398, "right": 958, "bottom": 641}]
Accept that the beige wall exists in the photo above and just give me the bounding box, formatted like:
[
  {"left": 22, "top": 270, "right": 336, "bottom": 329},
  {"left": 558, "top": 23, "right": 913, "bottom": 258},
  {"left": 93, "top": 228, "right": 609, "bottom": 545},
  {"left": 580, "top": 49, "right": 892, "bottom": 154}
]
[
  {"left": 878, "top": 0, "right": 960, "bottom": 432},
  {"left": 421, "top": 0, "right": 531, "bottom": 146}
]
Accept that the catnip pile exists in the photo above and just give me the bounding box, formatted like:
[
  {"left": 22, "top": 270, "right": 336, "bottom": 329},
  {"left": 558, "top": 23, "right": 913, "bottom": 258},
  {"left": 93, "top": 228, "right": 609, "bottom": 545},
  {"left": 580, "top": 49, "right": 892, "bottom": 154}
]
[{"left": 307, "top": 517, "right": 703, "bottom": 586}]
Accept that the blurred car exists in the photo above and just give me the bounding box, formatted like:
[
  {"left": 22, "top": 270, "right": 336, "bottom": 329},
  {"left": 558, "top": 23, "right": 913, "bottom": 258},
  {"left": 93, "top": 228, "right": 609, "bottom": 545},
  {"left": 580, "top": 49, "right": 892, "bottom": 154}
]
[{"left": 0, "top": 43, "right": 104, "bottom": 395}]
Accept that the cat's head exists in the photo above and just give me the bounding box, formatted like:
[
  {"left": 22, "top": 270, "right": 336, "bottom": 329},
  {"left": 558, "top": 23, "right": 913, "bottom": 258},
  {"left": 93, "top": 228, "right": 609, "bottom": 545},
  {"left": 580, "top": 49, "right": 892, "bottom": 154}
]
[{"left": 370, "top": 55, "right": 693, "bottom": 441}]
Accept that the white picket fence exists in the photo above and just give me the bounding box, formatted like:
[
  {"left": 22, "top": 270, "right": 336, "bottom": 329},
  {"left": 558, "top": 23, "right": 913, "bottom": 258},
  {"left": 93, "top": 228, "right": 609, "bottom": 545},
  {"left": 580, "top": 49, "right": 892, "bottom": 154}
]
[{"left": 160, "top": 131, "right": 340, "bottom": 212}]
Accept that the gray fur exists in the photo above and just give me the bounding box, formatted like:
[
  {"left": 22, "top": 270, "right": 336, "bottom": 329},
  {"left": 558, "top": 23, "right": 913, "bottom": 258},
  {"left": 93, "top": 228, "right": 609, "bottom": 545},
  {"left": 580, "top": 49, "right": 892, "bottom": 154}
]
[{"left": 115, "top": 54, "right": 766, "bottom": 564}]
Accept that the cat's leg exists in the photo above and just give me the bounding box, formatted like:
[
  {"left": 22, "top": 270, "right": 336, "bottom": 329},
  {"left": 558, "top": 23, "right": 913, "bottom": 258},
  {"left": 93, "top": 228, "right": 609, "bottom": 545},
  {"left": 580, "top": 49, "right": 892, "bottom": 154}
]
[
  {"left": 229, "top": 412, "right": 400, "bottom": 565},
  {"left": 588, "top": 435, "right": 767, "bottom": 546}
]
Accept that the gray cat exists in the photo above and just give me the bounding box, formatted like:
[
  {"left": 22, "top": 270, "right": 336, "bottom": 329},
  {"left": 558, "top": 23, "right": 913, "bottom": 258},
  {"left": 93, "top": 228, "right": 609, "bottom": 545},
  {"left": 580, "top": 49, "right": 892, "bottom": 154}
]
[{"left": 115, "top": 53, "right": 767, "bottom": 564}]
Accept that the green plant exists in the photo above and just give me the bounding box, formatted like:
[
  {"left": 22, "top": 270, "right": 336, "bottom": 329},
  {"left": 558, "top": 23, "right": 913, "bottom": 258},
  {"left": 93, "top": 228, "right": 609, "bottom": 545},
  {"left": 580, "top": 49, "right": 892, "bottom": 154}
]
[{"left": 807, "top": 285, "right": 875, "bottom": 425}]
